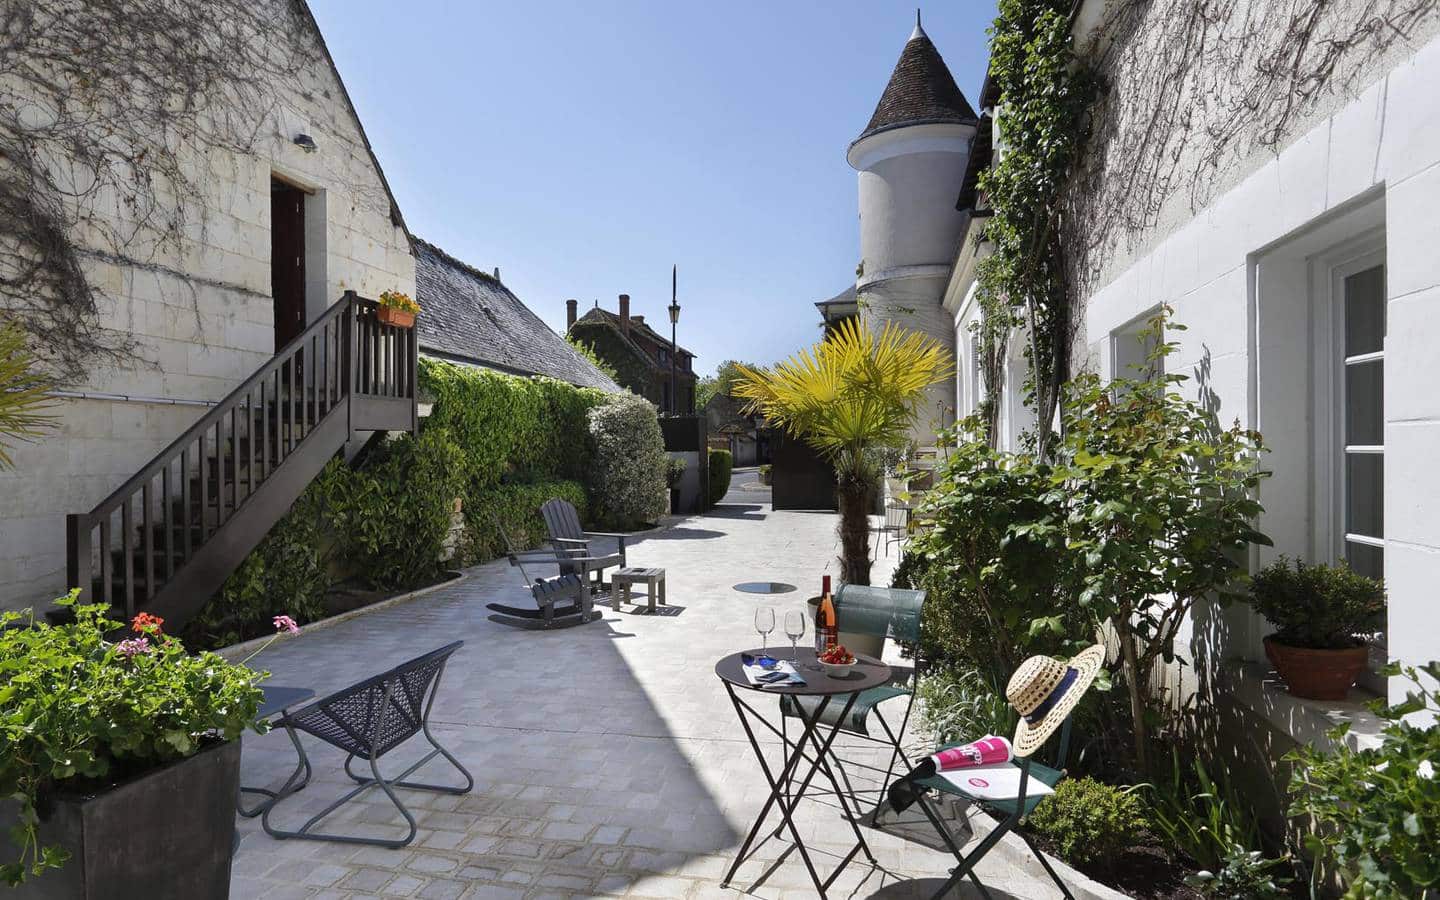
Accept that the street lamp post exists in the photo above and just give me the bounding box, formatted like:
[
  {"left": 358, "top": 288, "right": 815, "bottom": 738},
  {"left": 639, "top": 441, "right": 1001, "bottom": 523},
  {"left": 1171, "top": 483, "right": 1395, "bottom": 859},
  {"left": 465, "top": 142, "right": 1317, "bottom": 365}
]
[{"left": 667, "top": 264, "right": 680, "bottom": 415}]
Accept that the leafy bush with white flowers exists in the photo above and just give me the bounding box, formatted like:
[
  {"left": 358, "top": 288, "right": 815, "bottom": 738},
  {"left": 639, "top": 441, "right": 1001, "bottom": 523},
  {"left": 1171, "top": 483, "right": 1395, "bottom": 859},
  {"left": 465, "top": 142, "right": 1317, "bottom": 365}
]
[{"left": 586, "top": 393, "right": 668, "bottom": 530}]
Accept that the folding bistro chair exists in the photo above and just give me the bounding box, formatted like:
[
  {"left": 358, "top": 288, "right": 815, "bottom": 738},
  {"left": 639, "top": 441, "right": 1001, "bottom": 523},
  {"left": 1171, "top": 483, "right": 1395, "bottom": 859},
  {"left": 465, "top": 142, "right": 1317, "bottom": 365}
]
[
  {"left": 899, "top": 717, "right": 1077, "bottom": 899},
  {"left": 887, "top": 645, "right": 1106, "bottom": 900},
  {"left": 778, "top": 584, "right": 925, "bottom": 816},
  {"left": 261, "top": 641, "right": 473, "bottom": 848},
  {"left": 875, "top": 502, "right": 910, "bottom": 559}
]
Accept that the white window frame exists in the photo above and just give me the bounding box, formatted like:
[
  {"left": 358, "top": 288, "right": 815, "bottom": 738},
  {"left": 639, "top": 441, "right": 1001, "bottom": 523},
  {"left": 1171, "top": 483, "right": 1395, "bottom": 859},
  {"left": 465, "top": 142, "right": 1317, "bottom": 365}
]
[
  {"left": 1310, "top": 237, "right": 1385, "bottom": 568},
  {"left": 1109, "top": 305, "right": 1164, "bottom": 384}
]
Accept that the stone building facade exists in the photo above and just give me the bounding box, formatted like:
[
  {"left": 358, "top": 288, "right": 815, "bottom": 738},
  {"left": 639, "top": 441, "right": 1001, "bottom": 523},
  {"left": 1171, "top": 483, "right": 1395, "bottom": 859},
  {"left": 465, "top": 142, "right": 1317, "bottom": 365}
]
[
  {"left": 567, "top": 296, "right": 698, "bottom": 414},
  {"left": 941, "top": 0, "right": 1440, "bottom": 732},
  {"left": 0, "top": 0, "right": 414, "bottom": 611}
]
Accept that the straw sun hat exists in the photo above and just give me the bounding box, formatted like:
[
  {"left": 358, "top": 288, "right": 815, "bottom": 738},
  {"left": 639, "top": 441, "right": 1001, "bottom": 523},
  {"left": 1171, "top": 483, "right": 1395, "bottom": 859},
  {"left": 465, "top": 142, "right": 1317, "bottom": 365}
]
[{"left": 1006, "top": 644, "right": 1107, "bottom": 757}]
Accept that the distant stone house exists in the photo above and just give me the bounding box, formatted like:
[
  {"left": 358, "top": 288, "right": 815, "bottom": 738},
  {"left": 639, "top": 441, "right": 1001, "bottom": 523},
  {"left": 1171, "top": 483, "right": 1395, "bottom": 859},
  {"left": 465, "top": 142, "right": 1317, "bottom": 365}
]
[
  {"left": 566, "top": 295, "right": 698, "bottom": 413},
  {"left": 0, "top": 0, "right": 415, "bottom": 612},
  {"left": 414, "top": 240, "right": 619, "bottom": 391}
]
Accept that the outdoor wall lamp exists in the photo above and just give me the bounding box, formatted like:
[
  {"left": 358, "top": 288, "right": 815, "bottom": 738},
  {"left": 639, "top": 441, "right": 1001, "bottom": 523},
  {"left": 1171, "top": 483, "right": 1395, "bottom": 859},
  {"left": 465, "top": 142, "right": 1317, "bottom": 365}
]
[{"left": 293, "top": 133, "right": 318, "bottom": 153}]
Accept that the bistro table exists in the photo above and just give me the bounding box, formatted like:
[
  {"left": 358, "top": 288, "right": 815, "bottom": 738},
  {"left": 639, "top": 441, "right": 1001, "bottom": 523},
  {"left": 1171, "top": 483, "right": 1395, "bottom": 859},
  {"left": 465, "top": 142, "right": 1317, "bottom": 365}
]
[
  {"left": 236, "top": 685, "right": 315, "bottom": 817},
  {"left": 714, "top": 647, "right": 892, "bottom": 897}
]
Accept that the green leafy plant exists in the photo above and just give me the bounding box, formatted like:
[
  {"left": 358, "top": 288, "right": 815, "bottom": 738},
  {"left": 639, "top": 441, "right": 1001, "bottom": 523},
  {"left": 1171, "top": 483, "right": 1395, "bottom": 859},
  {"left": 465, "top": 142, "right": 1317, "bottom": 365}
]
[
  {"left": 708, "top": 448, "right": 733, "bottom": 505},
  {"left": 758, "top": 463, "right": 772, "bottom": 485},
  {"left": 1143, "top": 749, "right": 1271, "bottom": 872},
  {"left": 0, "top": 594, "right": 265, "bottom": 885},
  {"left": 1248, "top": 557, "right": 1385, "bottom": 649},
  {"left": 915, "top": 665, "right": 1016, "bottom": 747},
  {"left": 1287, "top": 662, "right": 1440, "bottom": 899},
  {"left": 1027, "top": 777, "right": 1146, "bottom": 869},
  {"left": 1054, "top": 312, "right": 1268, "bottom": 769},
  {"left": 734, "top": 318, "right": 952, "bottom": 585},
  {"left": 0, "top": 319, "right": 55, "bottom": 469},
  {"left": 459, "top": 479, "right": 588, "bottom": 564},
  {"left": 1185, "top": 846, "right": 1292, "bottom": 900},
  {"left": 902, "top": 424, "right": 1095, "bottom": 680},
  {"left": 586, "top": 392, "right": 668, "bottom": 529}
]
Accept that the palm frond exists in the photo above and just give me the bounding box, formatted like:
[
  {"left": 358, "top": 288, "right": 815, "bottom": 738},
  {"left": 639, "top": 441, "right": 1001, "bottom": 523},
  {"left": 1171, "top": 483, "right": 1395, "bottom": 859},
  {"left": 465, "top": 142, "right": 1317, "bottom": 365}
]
[
  {"left": 734, "top": 318, "right": 952, "bottom": 475},
  {"left": 0, "top": 321, "right": 56, "bottom": 469}
]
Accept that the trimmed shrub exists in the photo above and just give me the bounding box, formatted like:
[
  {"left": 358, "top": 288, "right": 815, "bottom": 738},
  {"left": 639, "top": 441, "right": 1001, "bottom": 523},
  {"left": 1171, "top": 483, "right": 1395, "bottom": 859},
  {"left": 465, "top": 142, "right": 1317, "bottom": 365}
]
[
  {"left": 1028, "top": 777, "right": 1146, "bottom": 869},
  {"left": 1248, "top": 556, "right": 1385, "bottom": 649},
  {"left": 708, "top": 448, "right": 733, "bottom": 505},
  {"left": 587, "top": 392, "right": 668, "bottom": 529}
]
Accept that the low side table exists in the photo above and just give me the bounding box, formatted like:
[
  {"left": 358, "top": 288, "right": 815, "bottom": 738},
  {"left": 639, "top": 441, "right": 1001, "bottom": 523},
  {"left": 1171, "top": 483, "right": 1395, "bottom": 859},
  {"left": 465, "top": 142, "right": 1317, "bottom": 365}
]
[
  {"left": 611, "top": 566, "right": 666, "bottom": 612},
  {"left": 714, "top": 648, "right": 892, "bottom": 898},
  {"left": 237, "top": 685, "right": 315, "bottom": 817}
]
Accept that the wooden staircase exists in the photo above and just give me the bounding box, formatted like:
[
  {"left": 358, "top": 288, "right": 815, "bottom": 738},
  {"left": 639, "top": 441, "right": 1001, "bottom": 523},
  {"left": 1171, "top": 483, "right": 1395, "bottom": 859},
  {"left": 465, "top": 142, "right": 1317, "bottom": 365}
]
[{"left": 66, "top": 292, "right": 418, "bottom": 630}]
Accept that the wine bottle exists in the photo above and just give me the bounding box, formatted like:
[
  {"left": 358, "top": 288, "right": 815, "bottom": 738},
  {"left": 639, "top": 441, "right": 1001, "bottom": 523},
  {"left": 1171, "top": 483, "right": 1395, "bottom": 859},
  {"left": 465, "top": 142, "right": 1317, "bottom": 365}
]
[{"left": 815, "top": 575, "right": 837, "bottom": 653}]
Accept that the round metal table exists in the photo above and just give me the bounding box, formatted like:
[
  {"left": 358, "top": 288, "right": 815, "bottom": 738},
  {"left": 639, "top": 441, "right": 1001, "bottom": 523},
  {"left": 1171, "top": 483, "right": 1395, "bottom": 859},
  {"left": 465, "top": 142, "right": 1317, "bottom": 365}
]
[{"left": 714, "top": 648, "right": 891, "bottom": 897}]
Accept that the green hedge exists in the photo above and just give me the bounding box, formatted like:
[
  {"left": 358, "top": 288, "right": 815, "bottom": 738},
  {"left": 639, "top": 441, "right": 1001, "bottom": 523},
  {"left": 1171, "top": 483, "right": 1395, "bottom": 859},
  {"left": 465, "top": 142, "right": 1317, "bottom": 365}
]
[
  {"left": 195, "top": 363, "right": 611, "bottom": 649},
  {"left": 708, "top": 448, "right": 733, "bottom": 505},
  {"left": 460, "top": 480, "right": 588, "bottom": 565}
]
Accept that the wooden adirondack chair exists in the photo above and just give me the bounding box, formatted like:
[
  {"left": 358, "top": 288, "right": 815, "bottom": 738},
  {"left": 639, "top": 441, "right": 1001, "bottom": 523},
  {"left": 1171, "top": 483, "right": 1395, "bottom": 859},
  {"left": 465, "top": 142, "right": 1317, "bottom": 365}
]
[{"left": 540, "top": 498, "right": 628, "bottom": 591}]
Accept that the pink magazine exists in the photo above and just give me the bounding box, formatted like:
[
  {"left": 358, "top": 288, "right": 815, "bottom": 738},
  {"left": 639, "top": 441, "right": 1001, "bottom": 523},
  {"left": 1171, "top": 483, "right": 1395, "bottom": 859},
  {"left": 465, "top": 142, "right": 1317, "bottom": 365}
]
[{"left": 930, "top": 735, "right": 1012, "bottom": 771}]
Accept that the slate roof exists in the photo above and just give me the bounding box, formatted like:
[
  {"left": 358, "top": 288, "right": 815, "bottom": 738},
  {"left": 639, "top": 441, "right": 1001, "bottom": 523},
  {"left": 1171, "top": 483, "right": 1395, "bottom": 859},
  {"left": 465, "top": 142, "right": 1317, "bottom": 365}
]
[
  {"left": 413, "top": 239, "right": 620, "bottom": 391},
  {"left": 571, "top": 307, "right": 696, "bottom": 373},
  {"left": 856, "top": 21, "right": 977, "bottom": 143}
]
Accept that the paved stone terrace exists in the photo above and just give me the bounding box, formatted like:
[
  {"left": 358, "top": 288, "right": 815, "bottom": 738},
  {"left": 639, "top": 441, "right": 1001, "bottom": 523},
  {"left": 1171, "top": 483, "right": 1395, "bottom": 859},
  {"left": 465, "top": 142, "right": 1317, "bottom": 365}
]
[{"left": 231, "top": 498, "right": 1062, "bottom": 899}]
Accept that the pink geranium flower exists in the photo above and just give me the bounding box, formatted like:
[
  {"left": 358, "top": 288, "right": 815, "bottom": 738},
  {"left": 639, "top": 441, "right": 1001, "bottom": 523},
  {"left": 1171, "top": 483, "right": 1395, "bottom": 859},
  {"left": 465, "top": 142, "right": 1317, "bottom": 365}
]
[
  {"left": 272, "top": 615, "right": 300, "bottom": 635},
  {"left": 116, "top": 637, "right": 150, "bottom": 658}
]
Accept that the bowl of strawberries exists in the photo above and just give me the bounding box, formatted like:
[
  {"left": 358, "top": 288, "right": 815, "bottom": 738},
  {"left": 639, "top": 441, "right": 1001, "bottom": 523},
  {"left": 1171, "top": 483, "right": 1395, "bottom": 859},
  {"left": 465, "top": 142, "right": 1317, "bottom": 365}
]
[{"left": 817, "top": 644, "right": 857, "bottom": 677}]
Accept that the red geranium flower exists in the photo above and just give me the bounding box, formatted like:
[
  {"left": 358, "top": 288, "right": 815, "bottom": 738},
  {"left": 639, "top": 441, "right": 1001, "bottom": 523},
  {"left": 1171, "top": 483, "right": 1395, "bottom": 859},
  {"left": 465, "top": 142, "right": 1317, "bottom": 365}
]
[{"left": 131, "top": 612, "right": 164, "bottom": 633}]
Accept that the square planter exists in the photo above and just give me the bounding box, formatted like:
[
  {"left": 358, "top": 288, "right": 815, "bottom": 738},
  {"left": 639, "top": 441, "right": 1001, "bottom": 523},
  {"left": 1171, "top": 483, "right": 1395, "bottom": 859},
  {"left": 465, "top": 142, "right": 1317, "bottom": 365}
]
[{"left": 5, "top": 739, "right": 241, "bottom": 899}]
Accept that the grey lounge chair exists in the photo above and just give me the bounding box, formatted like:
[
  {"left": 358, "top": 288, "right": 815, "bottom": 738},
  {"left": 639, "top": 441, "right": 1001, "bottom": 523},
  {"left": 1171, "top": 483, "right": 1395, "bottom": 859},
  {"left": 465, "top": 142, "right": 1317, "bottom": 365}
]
[
  {"left": 261, "top": 641, "right": 472, "bottom": 848},
  {"left": 486, "top": 512, "right": 617, "bottom": 629},
  {"left": 540, "top": 498, "right": 628, "bottom": 591}
]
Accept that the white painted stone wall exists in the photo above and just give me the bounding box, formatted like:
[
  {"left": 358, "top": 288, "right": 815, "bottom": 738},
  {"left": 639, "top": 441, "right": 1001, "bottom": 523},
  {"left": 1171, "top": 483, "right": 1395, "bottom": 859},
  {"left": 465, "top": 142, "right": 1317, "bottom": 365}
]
[
  {"left": 1078, "top": 33, "right": 1440, "bottom": 700},
  {"left": 0, "top": 9, "right": 414, "bottom": 611}
]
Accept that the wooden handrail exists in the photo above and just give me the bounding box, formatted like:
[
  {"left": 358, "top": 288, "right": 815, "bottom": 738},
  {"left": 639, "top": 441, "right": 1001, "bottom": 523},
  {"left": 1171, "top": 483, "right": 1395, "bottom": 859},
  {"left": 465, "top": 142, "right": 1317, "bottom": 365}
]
[{"left": 65, "top": 290, "right": 418, "bottom": 620}]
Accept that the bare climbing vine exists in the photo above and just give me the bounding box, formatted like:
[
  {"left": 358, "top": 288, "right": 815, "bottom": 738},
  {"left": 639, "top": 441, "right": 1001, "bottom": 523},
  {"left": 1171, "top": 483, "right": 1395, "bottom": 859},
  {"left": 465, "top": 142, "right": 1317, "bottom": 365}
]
[
  {"left": 1064, "top": 0, "right": 1440, "bottom": 299},
  {"left": 0, "top": 0, "right": 381, "bottom": 383}
]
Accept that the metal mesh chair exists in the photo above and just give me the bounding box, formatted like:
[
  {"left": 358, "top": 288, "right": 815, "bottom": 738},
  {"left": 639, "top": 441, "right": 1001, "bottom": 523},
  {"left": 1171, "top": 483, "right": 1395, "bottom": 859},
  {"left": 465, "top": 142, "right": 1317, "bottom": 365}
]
[
  {"left": 261, "top": 641, "right": 473, "bottom": 848},
  {"left": 779, "top": 585, "right": 925, "bottom": 816},
  {"left": 875, "top": 503, "right": 910, "bottom": 558}
]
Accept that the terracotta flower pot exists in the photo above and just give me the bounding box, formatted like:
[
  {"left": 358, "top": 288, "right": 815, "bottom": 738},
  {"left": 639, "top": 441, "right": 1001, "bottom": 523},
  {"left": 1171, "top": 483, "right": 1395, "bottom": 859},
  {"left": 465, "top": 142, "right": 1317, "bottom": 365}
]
[
  {"left": 1263, "top": 635, "right": 1369, "bottom": 701},
  {"left": 377, "top": 306, "right": 415, "bottom": 329}
]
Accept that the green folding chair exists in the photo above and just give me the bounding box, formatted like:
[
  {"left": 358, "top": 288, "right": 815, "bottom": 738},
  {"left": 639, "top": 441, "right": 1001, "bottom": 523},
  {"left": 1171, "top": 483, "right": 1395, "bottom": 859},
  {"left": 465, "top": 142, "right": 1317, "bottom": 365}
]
[
  {"left": 894, "top": 716, "right": 1077, "bottom": 900},
  {"left": 778, "top": 584, "right": 925, "bottom": 816}
]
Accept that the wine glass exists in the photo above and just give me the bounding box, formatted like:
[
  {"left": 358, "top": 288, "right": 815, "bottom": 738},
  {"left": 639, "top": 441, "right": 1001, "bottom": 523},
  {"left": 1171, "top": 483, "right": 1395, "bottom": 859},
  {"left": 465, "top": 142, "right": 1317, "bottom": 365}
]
[
  {"left": 784, "top": 610, "right": 806, "bottom": 663},
  {"left": 754, "top": 607, "right": 775, "bottom": 654}
]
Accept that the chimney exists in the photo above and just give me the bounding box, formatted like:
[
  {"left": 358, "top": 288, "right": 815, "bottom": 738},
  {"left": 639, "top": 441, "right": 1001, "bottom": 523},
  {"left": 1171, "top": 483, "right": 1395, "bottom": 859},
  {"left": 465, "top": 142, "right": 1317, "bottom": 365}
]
[
  {"left": 565, "top": 298, "right": 577, "bottom": 329},
  {"left": 618, "top": 294, "right": 630, "bottom": 335}
]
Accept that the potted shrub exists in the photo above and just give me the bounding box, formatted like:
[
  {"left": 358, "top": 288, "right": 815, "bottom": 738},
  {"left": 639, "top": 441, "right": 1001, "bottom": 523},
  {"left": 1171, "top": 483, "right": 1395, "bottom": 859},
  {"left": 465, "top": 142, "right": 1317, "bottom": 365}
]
[
  {"left": 376, "top": 290, "right": 420, "bottom": 328},
  {"left": 1248, "top": 557, "right": 1385, "bottom": 700},
  {"left": 1, "top": 593, "right": 265, "bottom": 897}
]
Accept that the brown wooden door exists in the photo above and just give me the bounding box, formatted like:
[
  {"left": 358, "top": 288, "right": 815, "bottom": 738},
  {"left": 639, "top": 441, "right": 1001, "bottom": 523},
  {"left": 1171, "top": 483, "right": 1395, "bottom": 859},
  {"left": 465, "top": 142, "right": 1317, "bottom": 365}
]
[{"left": 270, "top": 180, "right": 306, "bottom": 352}]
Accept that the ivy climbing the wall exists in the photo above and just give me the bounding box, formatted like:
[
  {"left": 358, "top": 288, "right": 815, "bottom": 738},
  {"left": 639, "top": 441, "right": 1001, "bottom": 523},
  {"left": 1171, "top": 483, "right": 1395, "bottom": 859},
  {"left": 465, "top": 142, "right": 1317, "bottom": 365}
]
[{"left": 974, "top": 0, "right": 1095, "bottom": 459}]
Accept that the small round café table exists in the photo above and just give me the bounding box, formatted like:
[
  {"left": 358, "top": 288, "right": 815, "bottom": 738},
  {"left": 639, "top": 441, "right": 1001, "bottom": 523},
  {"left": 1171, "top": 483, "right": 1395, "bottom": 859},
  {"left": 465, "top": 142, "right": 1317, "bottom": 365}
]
[{"left": 713, "top": 647, "right": 891, "bottom": 898}]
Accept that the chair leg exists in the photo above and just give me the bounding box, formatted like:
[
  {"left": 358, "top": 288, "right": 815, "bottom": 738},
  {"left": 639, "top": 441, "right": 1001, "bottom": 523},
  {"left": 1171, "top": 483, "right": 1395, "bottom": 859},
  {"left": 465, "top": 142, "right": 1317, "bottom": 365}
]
[
  {"left": 342, "top": 724, "right": 474, "bottom": 795},
  {"left": 1019, "top": 829, "right": 1076, "bottom": 899},
  {"left": 919, "top": 794, "right": 1015, "bottom": 900},
  {"left": 237, "top": 731, "right": 311, "bottom": 818}
]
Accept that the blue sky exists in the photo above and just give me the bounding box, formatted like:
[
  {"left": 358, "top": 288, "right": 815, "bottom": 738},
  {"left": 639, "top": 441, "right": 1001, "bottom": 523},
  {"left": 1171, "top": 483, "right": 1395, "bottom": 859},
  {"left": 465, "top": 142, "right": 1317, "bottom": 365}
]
[{"left": 309, "top": 1, "right": 998, "bottom": 376}]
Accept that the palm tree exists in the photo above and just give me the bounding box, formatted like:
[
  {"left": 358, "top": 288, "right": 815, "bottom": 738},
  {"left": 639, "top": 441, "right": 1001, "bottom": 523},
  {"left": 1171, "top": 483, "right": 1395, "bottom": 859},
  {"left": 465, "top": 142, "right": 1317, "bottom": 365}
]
[
  {"left": 0, "top": 321, "right": 55, "bottom": 469},
  {"left": 733, "top": 318, "right": 951, "bottom": 585}
]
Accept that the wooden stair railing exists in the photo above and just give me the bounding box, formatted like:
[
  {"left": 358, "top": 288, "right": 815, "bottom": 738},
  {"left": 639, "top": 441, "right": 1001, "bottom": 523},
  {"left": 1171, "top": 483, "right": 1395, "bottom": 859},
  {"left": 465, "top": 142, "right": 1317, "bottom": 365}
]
[{"left": 65, "top": 291, "right": 418, "bottom": 629}]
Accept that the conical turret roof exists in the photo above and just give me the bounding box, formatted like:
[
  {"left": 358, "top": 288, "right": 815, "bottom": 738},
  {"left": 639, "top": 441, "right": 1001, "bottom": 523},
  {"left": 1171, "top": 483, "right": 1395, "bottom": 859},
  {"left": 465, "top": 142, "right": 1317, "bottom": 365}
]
[{"left": 856, "top": 18, "right": 976, "bottom": 143}]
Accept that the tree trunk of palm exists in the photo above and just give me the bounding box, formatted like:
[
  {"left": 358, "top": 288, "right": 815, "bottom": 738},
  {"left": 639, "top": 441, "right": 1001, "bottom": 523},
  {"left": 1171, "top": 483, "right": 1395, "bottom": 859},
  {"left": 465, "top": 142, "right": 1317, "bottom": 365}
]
[{"left": 836, "top": 478, "right": 872, "bottom": 586}]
